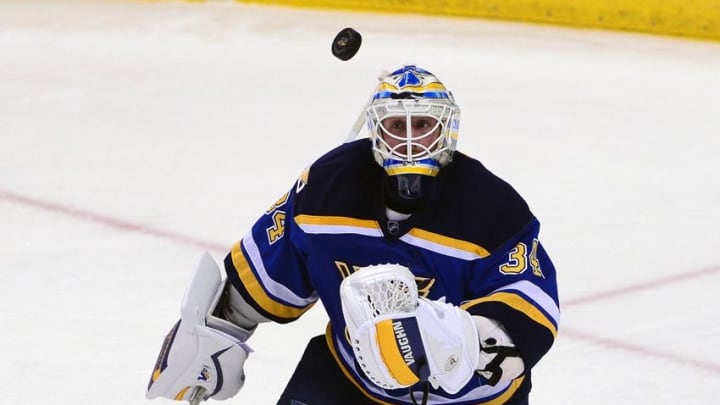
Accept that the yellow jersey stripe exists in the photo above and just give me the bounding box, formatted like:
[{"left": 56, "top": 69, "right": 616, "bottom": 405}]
[
  {"left": 295, "top": 215, "right": 384, "bottom": 237},
  {"left": 462, "top": 292, "right": 558, "bottom": 338},
  {"left": 403, "top": 228, "right": 491, "bottom": 259},
  {"left": 230, "top": 241, "right": 311, "bottom": 320},
  {"left": 479, "top": 376, "right": 525, "bottom": 405},
  {"left": 295, "top": 214, "right": 380, "bottom": 229}
]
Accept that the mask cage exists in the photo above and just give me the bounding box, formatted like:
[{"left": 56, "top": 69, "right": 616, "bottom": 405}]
[{"left": 366, "top": 99, "right": 459, "bottom": 173}]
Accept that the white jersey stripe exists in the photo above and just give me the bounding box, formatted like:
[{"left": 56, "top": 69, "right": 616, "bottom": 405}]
[
  {"left": 297, "top": 223, "right": 384, "bottom": 237},
  {"left": 495, "top": 280, "right": 560, "bottom": 325},
  {"left": 400, "top": 233, "right": 484, "bottom": 261},
  {"left": 243, "top": 231, "right": 318, "bottom": 307}
]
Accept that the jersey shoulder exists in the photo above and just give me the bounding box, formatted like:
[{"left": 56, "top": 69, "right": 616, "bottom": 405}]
[
  {"left": 426, "top": 152, "right": 535, "bottom": 253},
  {"left": 293, "top": 139, "right": 382, "bottom": 219}
]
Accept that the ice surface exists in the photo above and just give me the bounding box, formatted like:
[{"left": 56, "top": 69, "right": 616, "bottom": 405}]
[{"left": 1, "top": 1, "right": 719, "bottom": 403}]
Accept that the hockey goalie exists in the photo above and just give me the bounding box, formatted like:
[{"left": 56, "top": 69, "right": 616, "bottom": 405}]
[{"left": 145, "top": 65, "right": 559, "bottom": 404}]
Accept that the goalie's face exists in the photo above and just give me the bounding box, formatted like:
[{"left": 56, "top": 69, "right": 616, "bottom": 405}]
[
  {"left": 379, "top": 115, "right": 443, "bottom": 159},
  {"left": 367, "top": 98, "right": 459, "bottom": 179}
]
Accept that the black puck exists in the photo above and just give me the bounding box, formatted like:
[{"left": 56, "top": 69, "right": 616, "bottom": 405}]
[{"left": 331, "top": 27, "right": 362, "bottom": 61}]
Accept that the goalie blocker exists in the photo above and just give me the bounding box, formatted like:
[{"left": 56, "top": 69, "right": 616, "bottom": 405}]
[
  {"left": 340, "top": 264, "right": 524, "bottom": 396},
  {"left": 146, "top": 252, "right": 253, "bottom": 403}
]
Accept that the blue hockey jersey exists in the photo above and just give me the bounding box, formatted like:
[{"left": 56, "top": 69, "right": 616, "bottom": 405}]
[{"left": 224, "top": 138, "right": 559, "bottom": 404}]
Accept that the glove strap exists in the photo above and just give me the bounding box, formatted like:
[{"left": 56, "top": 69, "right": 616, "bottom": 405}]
[
  {"left": 409, "top": 382, "right": 430, "bottom": 405},
  {"left": 479, "top": 345, "right": 521, "bottom": 386}
]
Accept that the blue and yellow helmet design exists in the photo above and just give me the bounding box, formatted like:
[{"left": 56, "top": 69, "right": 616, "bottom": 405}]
[{"left": 366, "top": 66, "right": 461, "bottom": 177}]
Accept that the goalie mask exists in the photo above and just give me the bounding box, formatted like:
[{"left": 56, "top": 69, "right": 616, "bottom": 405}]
[{"left": 366, "top": 66, "right": 461, "bottom": 201}]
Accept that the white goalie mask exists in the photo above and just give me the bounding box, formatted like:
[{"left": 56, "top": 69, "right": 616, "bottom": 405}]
[{"left": 366, "top": 66, "right": 461, "bottom": 179}]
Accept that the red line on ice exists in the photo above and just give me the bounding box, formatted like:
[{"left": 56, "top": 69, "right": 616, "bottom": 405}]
[
  {"left": 560, "top": 327, "right": 720, "bottom": 375},
  {"left": 563, "top": 265, "right": 720, "bottom": 307},
  {"left": 3, "top": 188, "right": 719, "bottom": 374},
  {"left": 0, "top": 189, "right": 227, "bottom": 253}
]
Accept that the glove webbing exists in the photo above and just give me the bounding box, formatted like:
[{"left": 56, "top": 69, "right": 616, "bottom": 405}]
[{"left": 480, "top": 346, "right": 521, "bottom": 386}]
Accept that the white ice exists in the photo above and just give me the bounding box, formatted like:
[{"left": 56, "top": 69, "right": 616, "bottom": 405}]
[{"left": 1, "top": 1, "right": 719, "bottom": 404}]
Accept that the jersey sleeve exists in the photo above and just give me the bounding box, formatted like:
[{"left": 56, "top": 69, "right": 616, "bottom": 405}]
[
  {"left": 223, "top": 182, "right": 318, "bottom": 324},
  {"left": 461, "top": 218, "right": 560, "bottom": 369}
]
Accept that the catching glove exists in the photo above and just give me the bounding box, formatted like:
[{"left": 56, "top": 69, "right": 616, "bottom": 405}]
[
  {"left": 340, "top": 264, "right": 524, "bottom": 394},
  {"left": 340, "top": 264, "right": 479, "bottom": 394}
]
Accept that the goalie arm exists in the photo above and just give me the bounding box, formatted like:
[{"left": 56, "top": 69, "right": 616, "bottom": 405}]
[{"left": 463, "top": 220, "right": 560, "bottom": 375}]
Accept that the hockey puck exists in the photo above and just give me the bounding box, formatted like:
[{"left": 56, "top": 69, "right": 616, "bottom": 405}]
[{"left": 331, "top": 27, "right": 362, "bottom": 61}]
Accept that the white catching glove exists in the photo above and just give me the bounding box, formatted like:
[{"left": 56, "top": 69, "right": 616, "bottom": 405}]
[
  {"left": 146, "top": 252, "right": 252, "bottom": 402},
  {"left": 340, "top": 264, "right": 479, "bottom": 394},
  {"left": 340, "top": 264, "right": 525, "bottom": 394}
]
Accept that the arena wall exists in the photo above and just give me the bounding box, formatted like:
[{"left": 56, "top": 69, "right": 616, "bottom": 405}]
[{"left": 233, "top": 0, "right": 720, "bottom": 41}]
